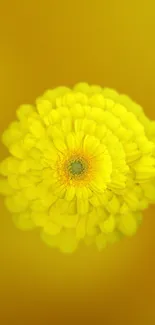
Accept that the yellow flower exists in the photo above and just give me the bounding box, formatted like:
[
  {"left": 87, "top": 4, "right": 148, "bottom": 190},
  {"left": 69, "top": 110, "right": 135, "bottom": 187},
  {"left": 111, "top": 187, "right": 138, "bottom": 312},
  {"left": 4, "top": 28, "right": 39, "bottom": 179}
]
[{"left": 1, "top": 83, "right": 155, "bottom": 253}]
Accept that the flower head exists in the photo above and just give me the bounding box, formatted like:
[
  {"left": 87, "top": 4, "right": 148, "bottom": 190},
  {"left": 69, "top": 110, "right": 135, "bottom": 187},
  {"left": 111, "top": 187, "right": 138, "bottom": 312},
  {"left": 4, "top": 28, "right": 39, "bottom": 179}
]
[{"left": 1, "top": 83, "right": 155, "bottom": 253}]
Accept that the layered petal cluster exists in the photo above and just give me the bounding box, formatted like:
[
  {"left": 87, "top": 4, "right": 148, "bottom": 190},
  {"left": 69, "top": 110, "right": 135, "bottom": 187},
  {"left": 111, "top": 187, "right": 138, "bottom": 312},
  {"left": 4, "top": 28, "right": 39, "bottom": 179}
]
[{"left": 1, "top": 83, "right": 155, "bottom": 253}]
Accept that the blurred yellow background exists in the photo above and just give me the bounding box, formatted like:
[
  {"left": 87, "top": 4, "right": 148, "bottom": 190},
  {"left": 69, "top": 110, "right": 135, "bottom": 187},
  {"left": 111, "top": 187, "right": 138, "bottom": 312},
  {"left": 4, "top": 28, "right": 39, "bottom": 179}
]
[{"left": 0, "top": 1, "right": 155, "bottom": 324}]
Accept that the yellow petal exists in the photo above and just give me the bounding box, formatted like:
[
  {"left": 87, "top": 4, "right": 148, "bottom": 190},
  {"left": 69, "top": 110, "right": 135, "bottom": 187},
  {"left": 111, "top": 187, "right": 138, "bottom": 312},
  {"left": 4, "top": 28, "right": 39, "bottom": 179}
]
[
  {"left": 141, "top": 182, "right": 155, "bottom": 202},
  {"left": 62, "top": 214, "right": 78, "bottom": 228},
  {"left": 57, "top": 107, "right": 70, "bottom": 117},
  {"left": 99, "top": 215, "right": 115, "bottom": 233},
  {"left": 65, "top": 186, "right": 76, "bottom": 201},
  {"left": 44, "top": 222, "right": 61, "bottom": 235},
  {"left": 89, "top": 196, "right": 101, "bottom": 207},
  {"left": 61, "top": 118, "right": 72, "bottom": 133},
  {"left": 59, "top": 230, "right": 78, "bottom": 253},
  {"left": 107, "top": 196, "right": 120, "bottom": 214},
  {"left": 118, "top": 214, "right": 137, "bottom": 236},
  {"left": 120, "top": 203, "right": 130, "bottom": 214},
  {"left": 110, "top": 171, "right": 126, "bottom": 189},
  {"left": 76, "top": 217, "right": 86, "bottom": 239},
  {"left": 80, "top": 187, "right": 89, "bottom": 199},
  {"left": 53, "top": 199, "right": 68, "bottom": 215},
  {"left": 89, "top": 107, "right": 105, "bottom": 123},
  {"left": 9, "top": 142, "right": 26, "bottom": 159},
  {"left": 47, "top": 125, "right": 64, "bottom": 139},
  {"left": 133, "top": 156, "right": 155, "bottom": 181},
  {"left": 18, "top": 175, "right": 33, "bottom": 188},
  {"left": 8, "top": 175, "right": 20, "bottom": 189},
  {"left": 96, "top": 233, "right": 107, "bottom": 251},
  {"left": 5, "top": 194, "right": 29, "bottom": 213},
  {"left": 124, "top": 190, "right": 140, "bottom": 211},
  {"left": 106, "top": 231, "right": 121, "bottom": 244},
  {"left": 68, "top": 200, "right": 77, "bottom": 214},
  {"left": 95, "top": 125, "right": 107, "bottom": 140},
  {"left": 31, "top": 199, "right": 47, "bottom": 212},
  {"left": 66, "top": 132, "right": 77, "bottom": 150},
  {"left": 36, "top": 99, "right": 52, "bottom": 118},
  {"left": 124, "top": 142, "right": 141, "bottom": 163},
  {"left": 48, "top": 110, "right": 60, "bottom": 124},
  {"left": 44, "top": 87, "right": 70, "bottom": 103},
  {"left": 42, "top": 193, "right": 57, "bottom": 208},
  {"left": 90, "top": 178, "right": 106, "bottom": 193},
  {"left": 16, "top": 104, "right": 34, "bottom": 120},
  {"left": 77, "top": 198, "right": 89, "bottom": 215},
  {"left": 23, "top": 186, "right": 38, "bottom": 200},
  {"left": 53, "top": 138, "right": 67, "bottom": 152},
  {"left": 83, "top": 135, "right": 100, "bottom": 155},
  {"left": 62, "top": 93, "right": 76, "bottom": 107},
  {"left": 0, "top": 179, "right": 14, "bottom": 195},
  {"left": 74, "top": 119, "right": 84, "bottom": 132},
  {"left": 28, "top": 148, "right": 42, "bottom": 161},
  {"left": 2, "top": 124, "right": 22, "bottom": 147},
  {"left": 18, "top": 160, "right": 30, "bottom": 174},
  {"left": 84, "top": 236, "right": 95, "bottom": 246},
  {"left": 87, "top": 212, "right": 98, "bottom": 235},
  {"left": 31, "top": 212, "right": 48, "bottom": 227},
  {"left": 25, "top": 158, "right": 43, "bottom": 171},
  {"left": 70, "top": 103, "right": 85, "bottom": 118},
  {"left": 103, "top": 88, "right": 119, "bottom": 101},
  {"left": 138, "top": 137, "right": 154, "bottom": 154},
  {"left": 12, "top": 211, "right": 35, "bottom": 230},
  {"left": 42, "top": 168, "right": 55, "bottom": 180},
  {"left": 73, "top": 82, "right": 90, "bottom": 93},
  {"left": 76, "top": 187, "right": 89, "bottom": 200},
  {"left": 54, "top": 184, "right": 66, "bottom": 198},
  {"left": 41, "top": 231, "right": 62, "bottom": 248},
  {"left": 81, "top": 119, "right": 96, "bottom": 135},
  {"left": 29, "top": 119, "right": 45, "bottom": 138},
  {"left": 74, "top": 93, "right": 88, "bottom": 105}
]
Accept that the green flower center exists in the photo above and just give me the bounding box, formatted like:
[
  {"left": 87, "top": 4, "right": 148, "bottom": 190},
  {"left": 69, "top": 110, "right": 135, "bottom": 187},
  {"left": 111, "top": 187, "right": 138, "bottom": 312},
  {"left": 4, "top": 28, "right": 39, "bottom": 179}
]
[{"left": 69, "top": 160, "right": 85, "bottom": 175}]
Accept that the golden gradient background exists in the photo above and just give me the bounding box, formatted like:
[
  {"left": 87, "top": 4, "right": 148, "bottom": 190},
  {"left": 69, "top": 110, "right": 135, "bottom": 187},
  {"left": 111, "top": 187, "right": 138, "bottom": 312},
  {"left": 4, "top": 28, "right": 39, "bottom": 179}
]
[{"left": 0, "top": 1, "right": 155, "bottom": 324}]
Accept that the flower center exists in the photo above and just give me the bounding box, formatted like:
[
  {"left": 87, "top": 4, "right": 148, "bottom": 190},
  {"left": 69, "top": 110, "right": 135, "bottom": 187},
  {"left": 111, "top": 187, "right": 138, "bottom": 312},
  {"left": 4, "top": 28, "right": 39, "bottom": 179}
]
[
  {"left": 57, "top": 150, "right": 95, "bottom": 187},
  {"left": 69, "top": 160, "right": 85, "bottom": 175}
]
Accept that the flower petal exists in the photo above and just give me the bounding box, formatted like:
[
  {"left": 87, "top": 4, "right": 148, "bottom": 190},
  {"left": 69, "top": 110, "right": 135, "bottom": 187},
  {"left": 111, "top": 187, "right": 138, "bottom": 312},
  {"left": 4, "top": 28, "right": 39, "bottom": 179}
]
[
  {"left": 77, "top": 198, "right": 89, "bottom": 215},
  {"left": 12, "top": 212, "right": 35, "bottom": 230},
  {"left": 59, "top": 230, "right": 78, "bottom": 253},
  {"left": 65, "top": 186, "right": 76, "bottom": 201},
  {"left": 62, "top": 214, "right": 79, "bottom": 228},
  {"left": 76, "top": 217, "right": 86, "bottom": 239},
  {"left": 44, "top": 222, "right": 61, "bottom": 235},
  {"left": 118, "top": 214, "right": 137, "bottom": 236},
  {"left": 99, "top": 215, "right": 115, "bottom": 233}
]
